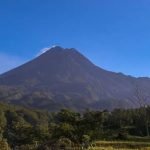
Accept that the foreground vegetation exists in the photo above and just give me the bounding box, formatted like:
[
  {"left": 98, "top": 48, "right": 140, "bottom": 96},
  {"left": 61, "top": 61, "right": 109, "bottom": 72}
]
[{"left": 0, "top": 102, "right": 150, "bottom": 149}]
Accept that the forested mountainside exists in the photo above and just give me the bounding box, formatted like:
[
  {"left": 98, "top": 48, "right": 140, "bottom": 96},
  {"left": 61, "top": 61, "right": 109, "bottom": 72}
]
[{"left": 0, "top": 46, "right": 150, "bottom": 111}]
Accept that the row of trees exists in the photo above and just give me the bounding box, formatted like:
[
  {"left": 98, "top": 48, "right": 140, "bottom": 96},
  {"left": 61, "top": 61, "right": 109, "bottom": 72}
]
[{"left": 0, "top": 102, "right": 150, "bottom": 149}]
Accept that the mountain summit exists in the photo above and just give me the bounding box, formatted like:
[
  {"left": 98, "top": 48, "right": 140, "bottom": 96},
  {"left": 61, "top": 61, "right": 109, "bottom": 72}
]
[
  {"left": 0, "top": 46, "right": 96, "bottom": 86},
  {"left": 0, "top": 46, "right": 150, "bottom": 111}
]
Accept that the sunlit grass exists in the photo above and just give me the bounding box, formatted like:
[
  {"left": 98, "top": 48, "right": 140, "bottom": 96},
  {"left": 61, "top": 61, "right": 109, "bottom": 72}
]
[
  {"left": 89, "top": 148, "right": 150, "bottom": 150},
  {"left": 87, "top": 141, "right": 150, "bottom": 150},
  {"left": 66, "top": 141, "right": 150, "bottom": 150}
]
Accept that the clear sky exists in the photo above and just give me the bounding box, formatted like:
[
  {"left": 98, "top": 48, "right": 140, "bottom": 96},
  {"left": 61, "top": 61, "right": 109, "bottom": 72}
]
[{"left": 0, "top": 0, "right": 150, "bottom": 77}]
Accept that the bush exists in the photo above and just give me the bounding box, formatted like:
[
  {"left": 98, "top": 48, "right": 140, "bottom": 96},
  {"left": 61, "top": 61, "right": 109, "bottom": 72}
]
[{"left": 0, "top": 139, "right": 10, "bottom": 150}]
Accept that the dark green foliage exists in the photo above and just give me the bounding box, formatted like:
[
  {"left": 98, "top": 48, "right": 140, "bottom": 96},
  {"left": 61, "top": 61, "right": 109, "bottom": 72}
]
[{"left": 0, "top": 102, "right": 150, "bottom": 149}]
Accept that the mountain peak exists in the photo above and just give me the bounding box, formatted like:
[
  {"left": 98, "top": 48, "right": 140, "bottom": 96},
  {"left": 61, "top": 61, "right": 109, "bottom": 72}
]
[
  {"left": 39, "top": 46, "right": 94, "bottom": 68},
  {"left": 1, "top": 46, "right": 150, "bottom": 111},
  {"left": 39, "top": 46, "right": 87, "bottom": 62},
  {"left": 44, "top": 46, "right": 78, "bottom": 54}
]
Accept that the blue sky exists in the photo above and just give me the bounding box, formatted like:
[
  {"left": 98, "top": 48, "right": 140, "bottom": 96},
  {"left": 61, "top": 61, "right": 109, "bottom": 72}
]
[{"left": 0, "top": 0, "right": 150, "bottom": 77}]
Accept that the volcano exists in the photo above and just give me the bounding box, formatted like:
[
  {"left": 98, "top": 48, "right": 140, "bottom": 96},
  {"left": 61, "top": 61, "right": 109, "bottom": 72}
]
[{"left": 0, "top": 46, "right": 150, "bottom": 111}]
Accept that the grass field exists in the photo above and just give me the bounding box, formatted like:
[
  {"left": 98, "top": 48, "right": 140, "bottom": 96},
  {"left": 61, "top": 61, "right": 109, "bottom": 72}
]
[
  {"left": 88, "top": 141, "right": 150, "bottom": 150},
  {"left": 64, "top": 140, "right": 150, "bottom": 150}
]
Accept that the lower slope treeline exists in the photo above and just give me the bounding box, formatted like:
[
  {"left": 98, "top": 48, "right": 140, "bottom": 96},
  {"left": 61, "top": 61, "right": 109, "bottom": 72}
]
[
  {"left": 0, "top": 86, "right": 129, "bottom": 111},
  {"left": 0, "top": 102, "right": 150, "bottom": 149}
]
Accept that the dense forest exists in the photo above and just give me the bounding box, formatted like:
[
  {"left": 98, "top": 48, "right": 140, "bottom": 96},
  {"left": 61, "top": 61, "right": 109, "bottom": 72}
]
[{"left": 0, "top": 102, "right": 150, "bottom": 149}]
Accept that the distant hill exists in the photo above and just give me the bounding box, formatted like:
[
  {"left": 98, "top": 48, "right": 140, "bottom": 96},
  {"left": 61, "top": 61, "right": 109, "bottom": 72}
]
[{"left": 0, "top": 46, "right": 150, "bottom": 111}]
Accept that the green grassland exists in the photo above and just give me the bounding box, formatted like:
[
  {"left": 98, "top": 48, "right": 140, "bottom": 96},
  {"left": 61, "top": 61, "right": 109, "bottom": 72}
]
[
  {"left": 90, "top": 141, "right": 150, "bottom": 150},
  {"left": 63, "top": 141, "right": 150, "bottom": 150}
]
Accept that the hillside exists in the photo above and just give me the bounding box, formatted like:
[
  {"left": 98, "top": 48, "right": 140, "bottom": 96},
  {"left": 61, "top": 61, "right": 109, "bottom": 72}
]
[{"left": 0, "top": 46, "right": 150, "bottom": 111}]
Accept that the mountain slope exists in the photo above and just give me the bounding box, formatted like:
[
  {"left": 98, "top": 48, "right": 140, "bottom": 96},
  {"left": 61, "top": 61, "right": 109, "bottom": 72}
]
[{"left": 0, "top": 46, "right": 150, "bottom": 111}]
